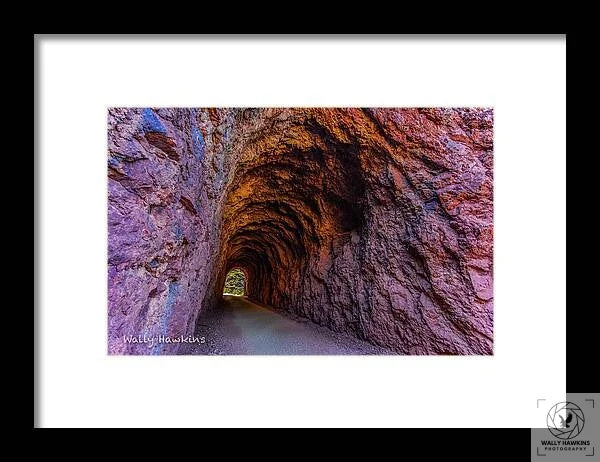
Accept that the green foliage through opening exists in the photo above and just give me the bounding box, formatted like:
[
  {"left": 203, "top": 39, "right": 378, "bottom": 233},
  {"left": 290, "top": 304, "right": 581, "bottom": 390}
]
[{"left": 223, "top": 268, "right": 246, "bottom": 296}]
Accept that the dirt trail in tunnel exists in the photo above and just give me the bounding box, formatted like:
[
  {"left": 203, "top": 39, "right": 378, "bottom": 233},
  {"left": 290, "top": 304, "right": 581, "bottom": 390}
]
[{"left": 180, "top": 296, "right": 392, "bottom": 355}]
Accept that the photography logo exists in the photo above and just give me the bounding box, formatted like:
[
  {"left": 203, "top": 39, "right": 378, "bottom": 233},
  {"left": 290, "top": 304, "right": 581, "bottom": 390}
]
[
  {"left": 547, "top": 402, "right": 585, "bottom": 440},
  {"left": 533, "top": 395, "right": 598, "bottom": 460}
]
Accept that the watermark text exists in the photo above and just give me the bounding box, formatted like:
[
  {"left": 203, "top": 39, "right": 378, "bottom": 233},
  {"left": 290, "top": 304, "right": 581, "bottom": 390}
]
[{"left": 123, "top": 334, "right": 205, "bottom": 348}]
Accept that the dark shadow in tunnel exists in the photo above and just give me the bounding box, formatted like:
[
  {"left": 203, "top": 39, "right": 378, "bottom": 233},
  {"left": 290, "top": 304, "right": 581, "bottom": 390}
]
[{"left": 216, "top": 122, "right": 368, "bottom": 315}]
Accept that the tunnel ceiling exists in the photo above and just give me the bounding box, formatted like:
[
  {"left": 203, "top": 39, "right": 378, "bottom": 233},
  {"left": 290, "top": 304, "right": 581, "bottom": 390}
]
[
  {"left": 108, "top": 107, "right": 494, "bottom": 355},
  {"left": 220, "top": 112, "right": 367, "bottom": 301}
]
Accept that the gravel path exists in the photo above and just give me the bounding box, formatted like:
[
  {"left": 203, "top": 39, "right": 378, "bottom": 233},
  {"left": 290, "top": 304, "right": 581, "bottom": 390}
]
[{"left": 179, "top": 295, "right": 392, "bottom": 355}]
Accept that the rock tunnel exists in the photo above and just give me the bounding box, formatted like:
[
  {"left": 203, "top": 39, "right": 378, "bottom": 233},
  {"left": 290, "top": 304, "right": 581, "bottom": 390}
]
[{"left": 107, "top": 108, "right": 493, "bottom": 355}]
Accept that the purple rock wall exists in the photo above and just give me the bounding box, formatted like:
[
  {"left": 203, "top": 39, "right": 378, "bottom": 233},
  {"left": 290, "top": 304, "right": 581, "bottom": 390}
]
[{"left": 108, "top": 108, "right": 223, "bottom": 353}]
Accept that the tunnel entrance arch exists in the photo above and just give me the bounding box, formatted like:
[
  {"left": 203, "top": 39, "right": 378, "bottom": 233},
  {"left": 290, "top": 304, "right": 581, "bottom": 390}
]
[{"left": 222, "top": 268, "right": 247, "bottom": 296}]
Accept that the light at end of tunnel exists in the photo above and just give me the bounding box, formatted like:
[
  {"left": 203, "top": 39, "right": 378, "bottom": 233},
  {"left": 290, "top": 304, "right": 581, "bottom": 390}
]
[{"left": 223, "top": 268, "right": 246, "bottom": 296}]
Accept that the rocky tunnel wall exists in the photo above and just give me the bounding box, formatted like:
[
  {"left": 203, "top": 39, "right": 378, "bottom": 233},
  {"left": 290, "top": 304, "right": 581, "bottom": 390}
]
[{"left": 108, "top": 108, "right": 493, "bottom": 355}]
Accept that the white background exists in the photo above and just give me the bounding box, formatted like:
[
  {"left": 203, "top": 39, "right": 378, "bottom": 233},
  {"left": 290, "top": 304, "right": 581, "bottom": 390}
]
[{"left": 37, "top": 36, "right": 566, "bottom": 428}]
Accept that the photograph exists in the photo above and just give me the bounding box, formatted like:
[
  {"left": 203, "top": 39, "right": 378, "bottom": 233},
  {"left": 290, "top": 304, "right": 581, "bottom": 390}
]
[{"left": 107, "top": 107, "right": 494, "bottom": 355}]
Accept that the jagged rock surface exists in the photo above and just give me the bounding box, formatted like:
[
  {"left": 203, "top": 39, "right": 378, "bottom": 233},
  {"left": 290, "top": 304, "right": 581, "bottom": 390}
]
[{"left": 108, "top": 108, "right": 493, "bottom": 355}]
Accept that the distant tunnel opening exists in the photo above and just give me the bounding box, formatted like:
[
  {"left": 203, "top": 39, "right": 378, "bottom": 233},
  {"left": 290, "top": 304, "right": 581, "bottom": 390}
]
[{"left": 222, "top": 268, "right": 246, "bottom": 296}]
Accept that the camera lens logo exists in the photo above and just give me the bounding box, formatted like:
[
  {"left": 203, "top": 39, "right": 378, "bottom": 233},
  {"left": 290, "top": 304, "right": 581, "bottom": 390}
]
[{"left": 547, "top": 402, "right": 585, "bottom": 439}]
